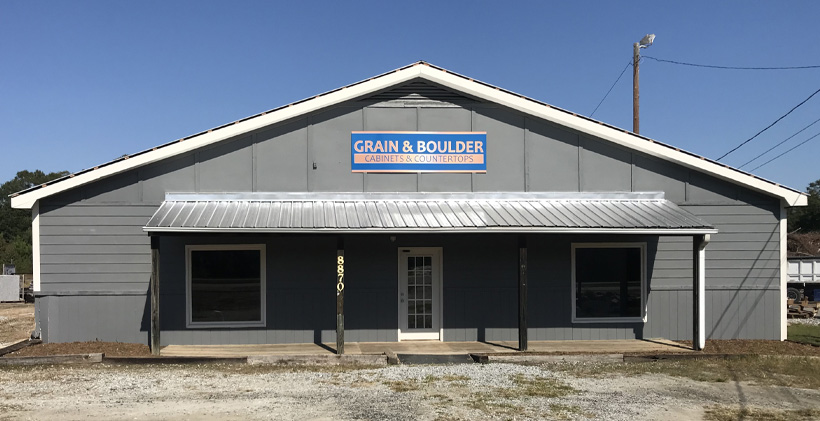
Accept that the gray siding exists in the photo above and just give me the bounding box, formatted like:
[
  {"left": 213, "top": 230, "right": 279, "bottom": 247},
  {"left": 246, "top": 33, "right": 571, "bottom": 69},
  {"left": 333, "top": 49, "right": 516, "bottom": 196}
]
[
  {"left": 36, "top": 79, "right": 784, "bottom": 344},
  {"left": 37, "top": 294, "right": 148, "bottom": 343}
]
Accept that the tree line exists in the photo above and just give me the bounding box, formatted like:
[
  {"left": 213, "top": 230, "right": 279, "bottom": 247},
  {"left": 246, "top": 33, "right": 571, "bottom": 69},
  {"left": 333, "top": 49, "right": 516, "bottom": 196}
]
[{"left": 1, "top": 170, "right": 68, "bottom": 273}]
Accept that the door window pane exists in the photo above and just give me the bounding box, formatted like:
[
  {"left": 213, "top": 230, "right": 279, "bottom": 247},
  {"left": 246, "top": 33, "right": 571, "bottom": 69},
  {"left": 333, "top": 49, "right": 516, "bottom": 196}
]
[{"left": 406, "top": 254, "right": 435, "bottom": 330}]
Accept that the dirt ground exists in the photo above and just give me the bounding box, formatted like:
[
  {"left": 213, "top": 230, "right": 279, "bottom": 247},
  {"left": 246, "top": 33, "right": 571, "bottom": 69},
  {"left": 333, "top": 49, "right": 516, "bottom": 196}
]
[
  {"left": 5, "top": 341, "right": 151, "bottom": 357},
  {"left": 3, "top": 304, "right": 820, "bottom": 419},
  {"left": 7, "top": 338, "right": 820, "bottom": 359},
  {"left": 0, "top": 359, "right": 819, "bottom": 420},
  {"left": 4, "top": 302, "right": 820, "bottom": 358},
  {"left": 0, "top": 303, "right": 34, "bottom": 347}
]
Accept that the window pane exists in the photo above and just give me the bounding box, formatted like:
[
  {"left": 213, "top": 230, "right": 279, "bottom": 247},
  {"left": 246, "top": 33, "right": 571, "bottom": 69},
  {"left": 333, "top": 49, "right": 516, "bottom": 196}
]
[
  {"left": 408, "top": 286, "right": 416, "bottom": 299},
  {"left": 423, "top": 271, "right": 432, "bottom": 285},
  {"left": 408, "top": 315, "right": 415, "bottom": 329},
  {"left": 424, "top": 315, "right": 432, "bottom": 328},
  {"left": 416, "top": 316, "right": 425, "bottom": 328},
  {"left": 191, "top": 249, "right": 261, "bottom": 323},
  {"left": 575, "top": 247, "right": 641, "bottom": 319}
]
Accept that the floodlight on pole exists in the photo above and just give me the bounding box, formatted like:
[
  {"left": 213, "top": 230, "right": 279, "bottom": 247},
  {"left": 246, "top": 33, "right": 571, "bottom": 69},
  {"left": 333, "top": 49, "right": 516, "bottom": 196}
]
[{"left": 633, "top": 34, "right": 655, "bottom": 134}]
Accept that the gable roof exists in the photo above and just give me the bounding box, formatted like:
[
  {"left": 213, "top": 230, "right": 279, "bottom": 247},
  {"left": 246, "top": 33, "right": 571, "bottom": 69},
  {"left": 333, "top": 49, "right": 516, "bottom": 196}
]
[{"left": 10, "top": 61, "right": 807, "bottom": 209}]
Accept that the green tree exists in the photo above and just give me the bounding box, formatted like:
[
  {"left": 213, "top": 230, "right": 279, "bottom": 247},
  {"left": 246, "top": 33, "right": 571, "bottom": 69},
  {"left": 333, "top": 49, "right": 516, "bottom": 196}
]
[
  {"left": 789, "top": 179, "right": 820, "bottom": 232},
  {"left": 0, "top": 170, "right": 69, "bottom": 272}
]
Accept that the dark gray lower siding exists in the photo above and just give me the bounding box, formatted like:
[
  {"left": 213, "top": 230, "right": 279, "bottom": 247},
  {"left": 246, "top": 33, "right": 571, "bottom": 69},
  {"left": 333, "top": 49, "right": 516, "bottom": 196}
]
[
  {"left": 36, "top": 294, "right": 149, "bottom": 344},
  {"left": 37, "top": 228, "right": 781, "bottom": 344}
]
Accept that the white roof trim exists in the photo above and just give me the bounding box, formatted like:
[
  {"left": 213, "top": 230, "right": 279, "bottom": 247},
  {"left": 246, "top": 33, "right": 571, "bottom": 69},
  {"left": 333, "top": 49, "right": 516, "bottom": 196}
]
[
  {"left": 414, "top": 69, "right": 806, "bottom": 207},
  {"left": 11, "top": 63, "right": 806, "bottom": 209},
  {"left": 144, "top": 227, "right": 718, "bottom": 235}
]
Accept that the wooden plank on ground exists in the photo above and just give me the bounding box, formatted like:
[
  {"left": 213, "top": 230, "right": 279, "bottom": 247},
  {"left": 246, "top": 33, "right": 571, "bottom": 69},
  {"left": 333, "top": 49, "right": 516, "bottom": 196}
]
[{"left": 0, "top": 353, "right": 103, "bottom": 365}]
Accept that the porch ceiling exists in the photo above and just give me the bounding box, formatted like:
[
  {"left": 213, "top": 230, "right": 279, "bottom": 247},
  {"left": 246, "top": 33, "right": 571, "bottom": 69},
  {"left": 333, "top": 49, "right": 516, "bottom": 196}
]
[{"left": 143, "top": 192, "right": 716, "bottom": 235}]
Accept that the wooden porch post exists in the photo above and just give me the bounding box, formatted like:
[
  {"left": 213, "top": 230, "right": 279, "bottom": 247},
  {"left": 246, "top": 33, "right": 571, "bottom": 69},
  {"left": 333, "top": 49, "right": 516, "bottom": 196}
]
[
  {"left": 693, "top": 234, "right": 710, "bottom": 351},
  {"left": 336, "top": 237, "right": 345, "bottom": 355},
  {"left": 518, "top": 236, "right": 528, "bottom": 351},
  {"left": 150, "top": 236, "right": 160, "bottom": 356}
]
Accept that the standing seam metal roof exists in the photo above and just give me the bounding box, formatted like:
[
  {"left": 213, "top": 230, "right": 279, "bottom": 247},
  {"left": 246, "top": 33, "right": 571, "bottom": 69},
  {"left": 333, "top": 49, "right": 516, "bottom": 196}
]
[{"left": 143, "top": 193, "right": 717, "bottom": 234}]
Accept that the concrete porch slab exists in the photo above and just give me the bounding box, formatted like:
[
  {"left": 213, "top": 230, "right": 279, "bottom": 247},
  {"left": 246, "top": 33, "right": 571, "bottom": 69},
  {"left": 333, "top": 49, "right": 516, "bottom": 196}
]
[{"left": 160, "top": 338, "right": 692, "bottom": 358}]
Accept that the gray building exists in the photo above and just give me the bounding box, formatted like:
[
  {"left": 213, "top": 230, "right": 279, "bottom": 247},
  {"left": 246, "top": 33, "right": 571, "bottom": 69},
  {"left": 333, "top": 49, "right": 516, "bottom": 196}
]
[{"left": 10, "top": 62, "right": 807, "bottom": 352}]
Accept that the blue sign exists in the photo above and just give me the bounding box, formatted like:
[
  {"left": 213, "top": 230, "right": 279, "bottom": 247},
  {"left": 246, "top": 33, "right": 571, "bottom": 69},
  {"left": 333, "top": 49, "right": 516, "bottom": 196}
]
[{"left": 351, "top": 131, "right": 487, "bottom": 173}]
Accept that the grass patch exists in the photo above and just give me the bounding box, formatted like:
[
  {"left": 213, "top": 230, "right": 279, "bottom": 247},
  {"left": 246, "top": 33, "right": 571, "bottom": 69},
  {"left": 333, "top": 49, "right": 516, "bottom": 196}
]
[
  {"left": 385, "top": 380, "right": 421, "bottom": 392},
  {"left": 705, "top": 405, "right": 820, "bottom": 421},
  {"left": 465, "top": 393, "right": 527, "bottom": 418},
  {"left": 0, "top": 402, "right": 25, "bottom": 412},
  {"left": 788, "top": 323, "right": 820, "bottom": 346},
  {"left": 510, "top": 374, "right": 576, "bottom": 398},
  {"left": 463, "top": 374, "right": 576, "bottom": 418},
  {"left": 551, "top": 355, "right": 820, "bottom": 389},
  {"left": 549, "top": 403, "right": 587, "bottom": 419}
]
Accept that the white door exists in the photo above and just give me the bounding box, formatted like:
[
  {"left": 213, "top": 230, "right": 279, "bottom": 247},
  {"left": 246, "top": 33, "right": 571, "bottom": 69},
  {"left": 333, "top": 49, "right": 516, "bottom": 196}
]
[{"left": 398, "top": 248, "right": 442, "bottom": 341}]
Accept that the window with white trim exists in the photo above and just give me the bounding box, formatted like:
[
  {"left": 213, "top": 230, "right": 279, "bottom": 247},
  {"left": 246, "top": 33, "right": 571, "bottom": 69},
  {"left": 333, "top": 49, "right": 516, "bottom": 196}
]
[
  {"left": 572, "top": 243, "right": 646, "bottom": 323},
  {"left": 186, "top": 244, "right": 266, "bottom": 328}
]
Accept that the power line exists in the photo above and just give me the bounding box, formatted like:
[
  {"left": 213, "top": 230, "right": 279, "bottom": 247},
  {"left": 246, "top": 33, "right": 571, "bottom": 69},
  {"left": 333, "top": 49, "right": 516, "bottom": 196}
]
[
  {"left": 643, "top": 56, "right": 820, "bottom": 70},
  {"left": 590, "top": 60, "right": 632, "bottom": 117},
  {"left": 750, "top": 131, "right": 820, "bottom": 171},
  {"left": 738, "top": 116, "right": 820, "bottom": 168},
  {"left": 716, "top": 87, "right": 820, "bottom": 161}
]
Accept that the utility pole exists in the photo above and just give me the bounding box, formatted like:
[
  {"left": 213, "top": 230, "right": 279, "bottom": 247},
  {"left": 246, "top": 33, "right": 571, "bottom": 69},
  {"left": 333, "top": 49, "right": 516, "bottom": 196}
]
[
  {"left": 633, "top": 42, "right": 641, "bottom": 134},
  {"left": 633, "top": 34, "right": 655, "bottom": 135}
]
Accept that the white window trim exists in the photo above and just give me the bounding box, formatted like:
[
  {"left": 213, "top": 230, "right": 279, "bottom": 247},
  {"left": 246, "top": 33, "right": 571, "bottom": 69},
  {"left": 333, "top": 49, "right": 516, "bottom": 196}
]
[
  {"left": 186, "top": 244, "right": 267, "bottom": 329},
  {"left": 571, "top": 242, "right": 647, "bottom": 324}
]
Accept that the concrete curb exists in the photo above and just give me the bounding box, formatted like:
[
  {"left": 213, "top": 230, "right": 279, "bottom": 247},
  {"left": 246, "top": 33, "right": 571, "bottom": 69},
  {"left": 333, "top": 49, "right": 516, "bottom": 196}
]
[
  {"left": 0, "top": 352, "right": 103, "bottom": 366},
  {"left": 105, "top": 356, "right": 247, "bottom": 365},
  {"left": 248, "top": 354, "right": 388, "bottom": 366},
  {"left": 3, "top": 351, "right": 813, "bottom": 366},
  {"left": 471, "top": 353, "right": 624, "bottom": 364}
]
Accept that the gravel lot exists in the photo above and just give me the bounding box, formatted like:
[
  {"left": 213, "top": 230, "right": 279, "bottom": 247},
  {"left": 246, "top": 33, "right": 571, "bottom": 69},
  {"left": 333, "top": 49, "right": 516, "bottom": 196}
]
[{"left": 1, "top": 361, "right": 819, "bottom": 420}]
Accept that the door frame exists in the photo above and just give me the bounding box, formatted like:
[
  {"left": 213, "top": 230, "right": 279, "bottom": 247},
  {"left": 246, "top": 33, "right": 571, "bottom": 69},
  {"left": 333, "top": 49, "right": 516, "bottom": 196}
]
[{"left": 397, "top": 247, "right": 443, "bottom": 341}]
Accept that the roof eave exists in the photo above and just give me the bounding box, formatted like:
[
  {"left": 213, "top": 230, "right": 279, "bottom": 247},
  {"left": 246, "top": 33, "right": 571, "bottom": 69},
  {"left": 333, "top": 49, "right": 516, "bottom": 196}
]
[
  {"left": 10, "top": 61, "right": 808, "bottom": 208},
  {"left": 11, "top": 65, "right": 428, "bottom": 210},
  {"left": 413, "top": 68, "right": 807, "bottom": 207}
]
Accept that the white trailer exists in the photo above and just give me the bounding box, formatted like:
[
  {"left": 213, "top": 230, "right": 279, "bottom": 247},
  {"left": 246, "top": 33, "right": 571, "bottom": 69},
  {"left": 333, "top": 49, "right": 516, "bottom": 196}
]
[{"left": 788, "top": 257, "right": 820, "bottom": 301}]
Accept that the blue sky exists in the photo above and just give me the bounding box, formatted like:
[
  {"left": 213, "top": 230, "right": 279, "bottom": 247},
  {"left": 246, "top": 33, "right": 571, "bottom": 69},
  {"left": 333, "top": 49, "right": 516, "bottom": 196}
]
[{"left": 2, "top": 1, "right": 818, "bottom": 192}]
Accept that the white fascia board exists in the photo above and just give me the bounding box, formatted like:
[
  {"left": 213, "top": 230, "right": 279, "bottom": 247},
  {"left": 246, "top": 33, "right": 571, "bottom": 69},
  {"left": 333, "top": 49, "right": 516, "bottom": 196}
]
[
  {"left": 32, "top": 200, "right": 40, "bottom": 292},
  {"left": 416, "top": 67, "right": 808, "bottom": 207},
  {"left": 779, "top": 207, "right": 788, "bottom": 340},
  {"left": 11, "top": 63, "right": 806, "bottom": 208},
  {"left": 10, "top": 66, "right": 424, "bottom": 210}
]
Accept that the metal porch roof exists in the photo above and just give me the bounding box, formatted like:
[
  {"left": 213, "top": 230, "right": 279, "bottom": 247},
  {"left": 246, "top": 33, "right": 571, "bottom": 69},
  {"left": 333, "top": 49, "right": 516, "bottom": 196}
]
[{"left": 143, "top": 192, "right": 717, "bottom": 235}]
